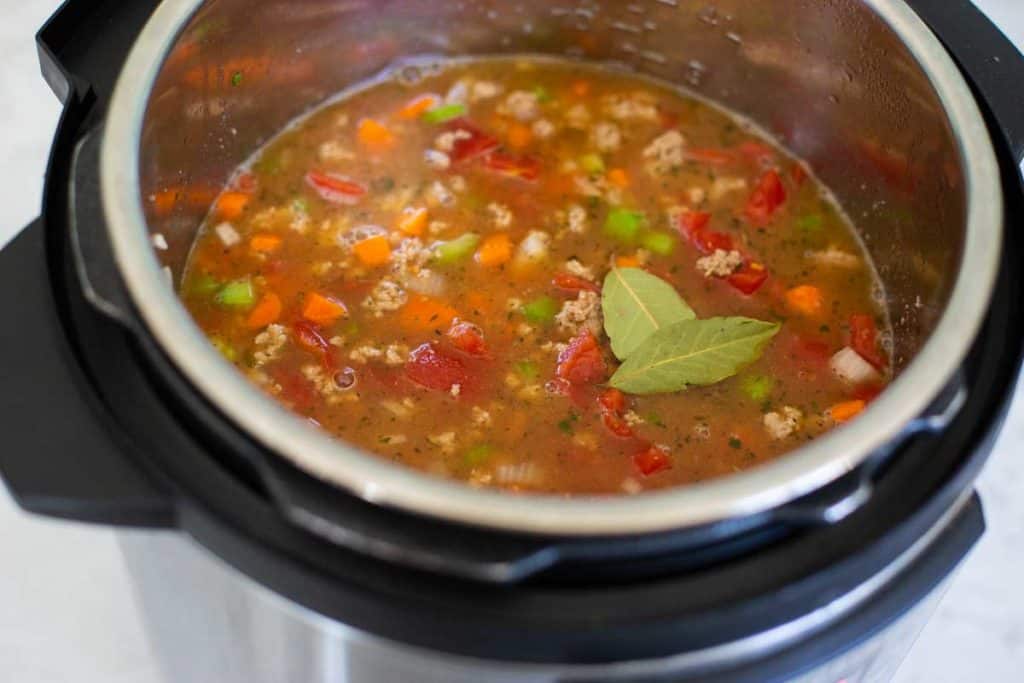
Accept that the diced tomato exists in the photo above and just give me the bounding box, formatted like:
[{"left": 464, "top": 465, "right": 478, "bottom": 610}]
[
  {"left": 634, "top": 446, "right": 672, "bottom": 476},
  {"left": 482, "top": 151, "right": 542, "bottom": 181},
  {"left": 727, "top": 262, "right": 769, "bottom": 295},
  {"left": 683, "top": 148, "right": 735, "bottom": 166},
  {"left": 849, "top": 314, "right": 886, "bottom": 370},
  {"left": 270, "top": 367, "right": 317, "bottom": 412},
  {"left": 738, "top": 141, "right": 776, "bottom": 167},
  {"left": 232, "top": 172, "right": 257, "bottom": 192},
  {"left": 677, "top": 210, "right": 734, "bottom": 255},
  {"left": 553, "top": 272, "right": 600, "bottom": 294},
  {"left": 744, "top": 169, "right": 786, "bottom": 225},
  {"left": 293, "top": 320, "right": 331, "bottom": 357},
  {"left": 305, "top": 171, "right": 367, "bottom": 206},
  {"left": 556, "top": 330, "right": 607, "bottom": 385},
  {"left": 446, "top": 320, "right": 488, "bottom": 357},
  {"left": 598, "top": 388, "right": 626, "bottom": 414},
  {"left": 602, "top": 412, "right": 635, "bottom": 438},
  {"left": 792, "top": 337, "right": 833, "bottom": 367},
  {"left": 406, "top": 343, "right": 471, "bottom": 394},
  {"left": 852, "top": 384, "right": 884, "bottom": 403},
  {"left": 790, "top": 163, "right": 808, "bottom": 187},
  {"left": 444, "top": 119, "right": 500, "bottom": 163}
]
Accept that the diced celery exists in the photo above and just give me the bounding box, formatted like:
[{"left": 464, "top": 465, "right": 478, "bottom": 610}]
[
  {"left": 533, "top": 85, "right": 553, "bottom": 103},
  {"left": 522, "top": 296, "right": 559, "bottom": 324},
  {"left": 741, "top": 375, "right": 774, "bottom": 402},
  {"left": 433, "top": 233, "right": 481, "bottom": 265},
  {"left": 515, "top": 360, "right": 540, "bottom": 381},
  {"left": 190, "top": 273, "right": 222, "bottom": 296},
  {"left": 580, "top": 153, "right": 606, "bottom": 175},
  {"left": 464, "top": 444, "right": 494, "bottom": 467},
  {"left": 291, "top": 197, "right": 309, "bottom": 215},
  {"left": 641, "top": 231, "right": 676, "bottom": 256},
  {"left": 797, "top": 214, "right": 823, "bottom": 232},
  {"left": 604, "top": 209, "right": 645, "bottom": 244},
  {"left": 211, "top": 337, "right": 237, "bottom": 362},
  {"left": 215, "top": 278, "right": 256, "bottom": 308},
  {"left": 422, "top": 103, "right": 467, "bottom": 124}
]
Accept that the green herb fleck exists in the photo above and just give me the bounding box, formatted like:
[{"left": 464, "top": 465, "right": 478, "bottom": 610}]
[
  {"left": 797, "top": 214, "right": 823, "bottom": 232},
  {"left": 741, "top": 375, "right": 774, "bottom": 402},
  {"left": 515, "top": 360, "right": 540, "bottom": 381},
  {"left": 729, "top": 437, "right": 743, "bottom": 450},
  {"left": 230, "top": 71, "right": 243, "bottom": 87},
  {"left": 464, "top": 444, "right": 494, "bottom": 467}
]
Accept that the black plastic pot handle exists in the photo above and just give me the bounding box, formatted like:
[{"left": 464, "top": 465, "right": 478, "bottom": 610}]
[
  {"left": 0, "top": 221, "right": 175, "bottom": 528},
  {"left": 909, "top": 0, "right": 1024, "bottom": 163}
]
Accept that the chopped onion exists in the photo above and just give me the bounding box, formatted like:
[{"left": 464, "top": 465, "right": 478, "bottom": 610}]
[
  {"left": 494, "top": 463, "right": 542, "bottom": 487},
  {"left": 403, "top": 269, "right": 447, "bottom": 297},
  {"left": 515, "top": 230, "right": 551, "bottom": 264},
  {"left": 830, "top": 346, "right": 881, "bottom": 385},
  {"left": 215, "top": 222, "right": 241, "bottom": 247},
  {"left": 807, "top": 247, "right": 861, "bottom": 269}
]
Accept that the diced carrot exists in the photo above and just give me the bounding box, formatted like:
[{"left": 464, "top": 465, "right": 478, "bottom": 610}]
[
  {"left": 302, "top": 292, "right": 348, "bottom": 326},
  {"left": 249, "top": 234, "right": 283, "bottom": 253},
  {"left": 616, "top": 255, "right": 641, "bottom": 268},
  {"left": 399, "top": 295, "right": 459, "bottom": 332},
  {"left": 246, "top": 293, "right": 282, "bottom": 329},
  {"left": 216, "top": 192, "right": 251, "bottom": 221},
  {"left": 507, "top": 122, "right": 533, "bottom": 150},
  {"left": 352, "top": 235, "right": 392, "bottom": 266},
  {"left": 571, "top": 80, "right": 591, "bottom": 97},
  {"left": 152, "top": 189, "right": 179, "bottom": 216},
  {"left": 357, "top": 118, "right": 395, "bottom": 149},
  {"left": 829, "top": 400, "right": 867, "bottom": 423},
  {"left": 785, "top": 285, "right": 825, "bottom": 317},
  {"left": 397, "top": 93, "right": 440, "bottom": 120},
  {"left": 396, "top": 207, "right": 429, "bottom": 236},
  {"left": 607, "top": 168, "right": 630, "bottom": 188},
  {"left": 476, "top": 233, "right": 513, "bottom": 267}
]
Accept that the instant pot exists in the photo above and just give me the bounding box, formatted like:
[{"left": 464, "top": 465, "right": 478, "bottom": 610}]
[{"left": 2, "top": 0, "right": 1024, "bottom": 681}]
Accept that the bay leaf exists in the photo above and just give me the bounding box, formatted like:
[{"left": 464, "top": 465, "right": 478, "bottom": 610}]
[
  {"left": 609, "top": 317, "right": 780, "bottom": 394},
  {"left": 602, "top": 268, "right": 695, "bottom": 360}
]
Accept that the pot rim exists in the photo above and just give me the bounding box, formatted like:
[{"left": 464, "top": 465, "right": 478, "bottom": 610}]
[{"left": 100, "top": 0, "right": 1002, "bottom": 536}]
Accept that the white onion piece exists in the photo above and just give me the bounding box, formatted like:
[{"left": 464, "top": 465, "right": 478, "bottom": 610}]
[
  {"left": 830, "top": 346, "right": 881, "bottom": 385},
  {"left": 494, "top": 463, "right": 543, "bottom": 487},
  {"left": 403, "top": 269, "right": 447, "bottom": 297},
  {"left": 215, "top": 222, "right": 241, "bottom": 247},
  {"left": 515, "top": 230, "right": 551, "bottom": 264}
]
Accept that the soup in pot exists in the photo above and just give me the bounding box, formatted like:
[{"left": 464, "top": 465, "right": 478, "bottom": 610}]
[{"left": 178, "top": 57, "right": 891, "bottom": 495}]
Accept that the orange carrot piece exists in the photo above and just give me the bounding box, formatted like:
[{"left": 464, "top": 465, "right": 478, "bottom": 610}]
[
  {"left": 246, "top": 293, "right": 282, "bottom": 329},
  {"left": 785, "top": 285, "right": 825, "bottom": 317},
  {"left": 396, "top": 207, "right": 429, "bottom": 236},
  {"left": 399, "top": 295, "right": 458, "bottom": 332},
  {"left": 507, "top": 122, "right": 533, "bottom": 150},
  {"left": 476, "top": 233, "right": 513, "bottom": 267},
  {"left": 357, "top": 118, "right": 395, "bottom": 149},
  {"left": 829, "top": 400, "right": 867, "bottom": 423},
  {"left": 249, "top": 234, "right": 283, "bottom": 253},
  {"left": 152, "top": 189, "right": 179, "bottom": 216},
  {"left": 216, "top": 192, "right": 251, "bottom": 221},
  {"left": 571, "top": 80, "right": 591, "bottom": 97},
  {"left": 616, "top": 255, "right": 641, "bottom": 268},
  {"left": 398, "top": 94, "right": 441, "bottom": 120},
  {"left": 352, "top": 235, "right": 392, "bottom": 266},
  {"left": 302, "top": 293, "right": 348, "bottom": 325},
  {"left": 607, "top": 168, "right": 630, "bottom": 188}
]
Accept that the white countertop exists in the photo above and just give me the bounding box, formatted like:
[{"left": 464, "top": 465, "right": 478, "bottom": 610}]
[{"left": 1, "top": 2, "right": 1022, "bottom": 681}]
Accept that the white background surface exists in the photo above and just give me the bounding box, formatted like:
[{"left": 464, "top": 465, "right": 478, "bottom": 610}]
[{"left": 1, "top": 2, "right": 1022, "bottom": 681}]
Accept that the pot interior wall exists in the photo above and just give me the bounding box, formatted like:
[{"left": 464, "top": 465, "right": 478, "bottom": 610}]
[{"left": 139, "top": 0, "right": 965, "bottom": 370}]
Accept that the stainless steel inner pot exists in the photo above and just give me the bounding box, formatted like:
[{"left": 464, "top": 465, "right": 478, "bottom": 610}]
[{"left": 100, "top": 0, "right": 1001, "bottom": 535}]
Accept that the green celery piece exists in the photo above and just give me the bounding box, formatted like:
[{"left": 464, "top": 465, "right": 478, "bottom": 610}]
[
  {"left": 742, "top": 375, "right": 774, "bottom": 402},
  {"left": 422, "top": 103, "right": 467, "bottom": 124},
  {"left": 797, "top": 214, "right": 823, "bottom": 232},
  {"left": 641, "top": 231, "right": 676, "bottom": 256},
  {"left": 464, "top": 444, "right": 494, "bottom": 467},
  {"left": 515, "top": 360, "right": 540, "bottom": 381},
  {"left": 433, "top": 233, "right": 481, "bottom": 265},
  {"left": 291, "top": 197, "right": 310, "bottom": 215},
  {"left": 604, "top": 209, "right": 646, "bottom": 244},
  {"left": 522, "top": 296, "right": 559, "bottom": 324},
  {"left": 215, "top": 278, "right": 256, "bottom": 309},
  {"left": 580, "top": 153, "right": 605, "bottom": 175},
  {"left": 533, "top": 85, "right": 553, "bottom": 103},
  {"left": 189, "top": 273, "right": 221, "bottom": 297}
]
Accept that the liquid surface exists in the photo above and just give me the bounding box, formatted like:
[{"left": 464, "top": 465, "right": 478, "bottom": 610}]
[{"left": 180, "top": 58, "right": 890, "bottom": 495}]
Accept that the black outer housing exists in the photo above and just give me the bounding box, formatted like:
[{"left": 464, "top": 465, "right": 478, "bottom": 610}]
[{"left": 1, "top": 0, "right": 1023, "bottom": 675}]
